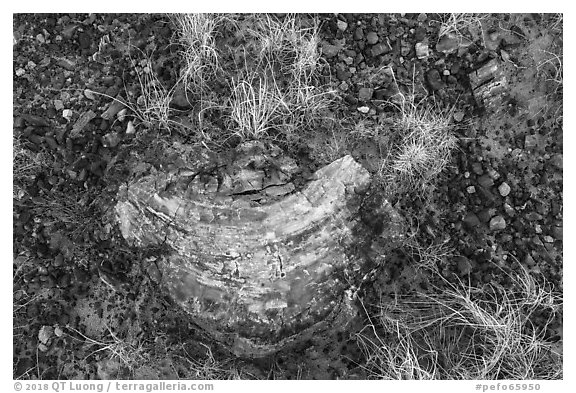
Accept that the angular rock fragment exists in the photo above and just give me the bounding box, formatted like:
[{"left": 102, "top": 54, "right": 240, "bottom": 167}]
[
  {"left": 101, "top": 100, "right": 126, "bottom": 121},
  {"left": 115, "top": 142, "right": 404, "bottom": 357},
  {"left": 415, "top": 42, "right": 429, "bottom": 59},
  {"left": 468, "top": 59, "right": 508, "bottom": 109},
  {"left": 69, "top": 110, "right": 96, "bottom": 138},
  {"left": 436, "top": 32, "right": 472, "bottom": 55}
]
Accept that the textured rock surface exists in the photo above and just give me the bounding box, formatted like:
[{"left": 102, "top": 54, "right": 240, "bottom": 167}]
[{"left": 115, "top": 142, "right": 404, "bottom": 357}]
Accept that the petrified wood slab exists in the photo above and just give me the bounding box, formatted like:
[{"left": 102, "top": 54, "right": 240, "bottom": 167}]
[
  {"left": 115, "top": 142, "right": 403, "bottom": 357},
  {"left": 469, "top": 59, "right": 508, "bottom": 110}
]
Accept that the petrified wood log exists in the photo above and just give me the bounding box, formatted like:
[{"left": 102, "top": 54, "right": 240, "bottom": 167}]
[
  {"left": 115, "top": 142, "right": 403, "bottom": 357},
  {"left": 469, "top": 59, "right": 508, "bottom": 110}
]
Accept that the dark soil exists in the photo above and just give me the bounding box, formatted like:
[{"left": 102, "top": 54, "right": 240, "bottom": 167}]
[{"left": 13, "top": 13, "right": 562, "bottom": 379}]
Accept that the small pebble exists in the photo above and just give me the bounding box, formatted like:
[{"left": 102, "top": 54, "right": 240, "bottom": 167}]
[
  {"left": 471, "top": 162, "right": 483, "bottom": 176},
  {"left": 525, "top": 134, "right": 540, "bottom": 149},
  {"left": 54, "top": 326, "right": 64, "bottom": 337},
  {"left": 125, "top": 121, "right": 135, "bottom": 135},
  {"left": 366, "top": 32, "right": 379, "bottom": 44},
  {"left": 498, "top": 182, "right": 511, "bottom": 197},
  {"left": 38, "top": 326, "right": 54, "bottom": 344},
  {"left": 524, "top": 253, "right": 536, "bottom": 267},
  {"left": 415, "top": 42, "right": 429, "bottom": 59},
  {"left": 487, "top": 168, "right": 500, "bottom": 180},
  {"left": 53, "top": 254, "right": 64, "bottom": 267},
  {"left": 526, "top": 212, "right": 543, "bottom": 221},
  {"left": 84, "top": 89, "right": 96, "bottom": 100},
  {"left": 453, "top": 111, "right": 465, "bottom": 122},
  {"left": 463, "top": 212, "right": 481, "bottom": 228},
  {"left": 62, "top": 109, "right": 73, "bottom": 121},
  {"left": 478, "top": 175, "right": 494, "bottom": 188},
  {"left": 552, "top": 225, "right": 562, "bottom": 241},
  {"left": 466, "top": 186, "right": 476, "bottom": 194},
  {"left": 456, "top": 256, "right": 473, "bottom": 275},
  {"left": 357, "top": 106, "right": 370, "bottom": 114},
  {"left": 549, "top": 154, "right": 562, "bottom": 169},
  {"left": 503, "top": 203, "right": 515, "bottom": 216},
  {"left": 489, "top": 215, "right": 506, "bottom": 231},
  {"left": 117, "top": 108, "right": 128, "bottom": 122},
  {"left": 358, "top": 87, "right": 373, "bottom": 101},
  {"left": 337, "top": 20, "right": 348, "bottom": 32}
]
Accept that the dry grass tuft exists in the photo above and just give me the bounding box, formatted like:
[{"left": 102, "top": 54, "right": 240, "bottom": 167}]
[
  {"left": 379, "top": 90, "right": 457, "bottom": 197},
  {"left": 131, "top": 55, "right": 176, "bottom": 131},
  {"left": 357, "top": 264, "right": 562, "bottom": 380},
  {"left": 226, "top": 71, "right": 288, "bottom": 140},
  {"left": 171, "top": 13, "right": 225, "bottom": 96},
  {"left": 436, "top": 13, "right": 488, "bottom": 44},
  {"left": 240, "top": 14, "right": 335, "bottom": 138}
]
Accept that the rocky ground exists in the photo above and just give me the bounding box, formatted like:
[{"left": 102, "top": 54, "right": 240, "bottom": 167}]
[{"left": 13, "top": 13, "right": 562, "bottom": 379}]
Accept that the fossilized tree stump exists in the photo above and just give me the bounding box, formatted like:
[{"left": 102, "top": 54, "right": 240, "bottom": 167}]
[{"left": 115, "top": 141, "right": 403, "bottom": 357}]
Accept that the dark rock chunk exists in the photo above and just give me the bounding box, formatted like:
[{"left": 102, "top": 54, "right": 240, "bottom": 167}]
[
  {"left": 321, "top": 41, "right": 341, "bottom": 58},
  {"left": 358, "top": 87, "right": 374, "bottom": 101},
  {"left": 78, "top": 31, "right": 91, "bottom": 49},
  {"left": 426, "top": 69, "right": 445, "bottom": 91},
  {"left": 353, "top": 27, "right": 364, "bottom": 40},
  {"left": 69, "top": 110, "right": 96, "bottom": 138},
  {"left": 436, "top": 32, "right": 472, "bottom": 54},
  {"left": 366, "top": 31, "right": 379, "bottom": 44},
  {"left": 370, "top": 42, "right": 391, "bottom": 57},
  {"left": 463, "top": 212, "right": 481, "bottom": 229},
  {"left": 477, "top": 174, "right": 494, "bottom": 188},
  {"left": 20, "top": 114, "right": 50, "bottom": 127}
]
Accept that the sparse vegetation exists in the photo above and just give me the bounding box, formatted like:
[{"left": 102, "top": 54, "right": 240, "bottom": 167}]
[
  {"left": 66, "top": 325, "right": 148, "bottom": 375},
  {"left": 13, "top": 135, "right": 48, "bottom": 199},
  {"left": 357, "top": 264, "right": 562, "bottom": 380},
  {"left": 226, "top": 13, "right": 334, "bottom": 140},
  {"left": 171, "top": 13, "right": 225, "bottom": 96},
  {"left": 378, "top": 84, "right": 457, "bottom": 197},
  {"left": 130, "top": 55, "right": 176, "bottom": 131},
  {"left": 436, "top": 13, "right": 488, "bottom": 44},
  {"left": 226, "top": 71, "right": 288, "bottom": 140}
]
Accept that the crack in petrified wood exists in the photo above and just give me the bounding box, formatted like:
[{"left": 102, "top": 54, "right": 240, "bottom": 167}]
[{"left": 116, "top": 152, "right": 402, "bottom": 356}]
